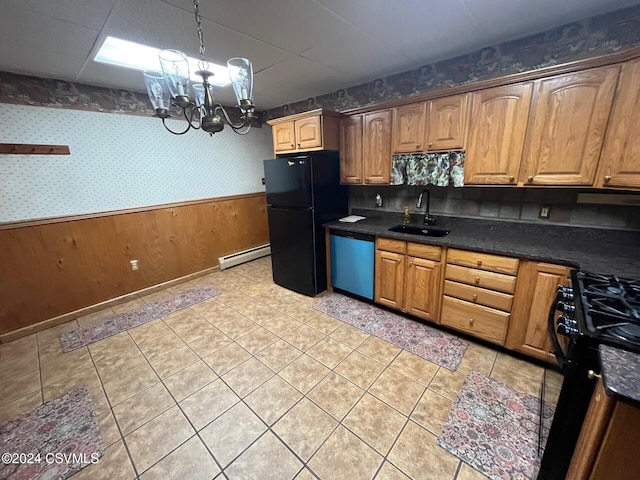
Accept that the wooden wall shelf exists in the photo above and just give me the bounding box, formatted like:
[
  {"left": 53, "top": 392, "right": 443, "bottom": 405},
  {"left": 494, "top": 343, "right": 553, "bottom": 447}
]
[{"left": 0, "top": 143, "right": 70, "bottom": 155}]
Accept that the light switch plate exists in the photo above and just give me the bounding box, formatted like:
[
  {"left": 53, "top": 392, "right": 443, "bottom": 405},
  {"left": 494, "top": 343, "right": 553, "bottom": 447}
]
[{"left": 539, "top": 205, "right": 551, "bottom": 219}]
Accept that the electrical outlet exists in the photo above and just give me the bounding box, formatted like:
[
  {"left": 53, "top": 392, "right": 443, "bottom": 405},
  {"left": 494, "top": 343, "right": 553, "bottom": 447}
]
[
  {"left": 130, "top": 259, "right": 139, "bottom": 271},
  {"left": 539, "top": 205, "right": 551, "bottom": 219}
]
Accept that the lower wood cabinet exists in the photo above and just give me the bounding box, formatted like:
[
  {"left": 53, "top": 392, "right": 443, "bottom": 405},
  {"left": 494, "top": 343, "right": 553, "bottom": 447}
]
[
  {"left": 505, "top": 261, "right": 571, "bottom": 363},
  {"left": 440, "top": 295, "right": 510, "bottom": 345},
  {"left": 405, "top": 257, "right": 441, "bottom": 320},
  {"left": 375, "top": 249, "right": 405, "bottom": 309}
]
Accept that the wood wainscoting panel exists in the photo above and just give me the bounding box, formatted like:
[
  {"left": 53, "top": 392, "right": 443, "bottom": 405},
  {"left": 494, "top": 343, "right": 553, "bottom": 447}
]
[{"left": 0, "top": 193, "right": 269, "bottom": 335}]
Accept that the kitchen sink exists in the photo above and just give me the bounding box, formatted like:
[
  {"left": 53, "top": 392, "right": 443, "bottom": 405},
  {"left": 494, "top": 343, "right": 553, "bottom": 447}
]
[{"left": 388, "top": 224, "right": 450, "bottom": 237}]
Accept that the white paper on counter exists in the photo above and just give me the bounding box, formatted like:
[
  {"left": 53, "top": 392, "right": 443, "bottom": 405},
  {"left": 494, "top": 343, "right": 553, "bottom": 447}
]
[{"left": 338, "top": 215, "right": 366, "bottom": 223}]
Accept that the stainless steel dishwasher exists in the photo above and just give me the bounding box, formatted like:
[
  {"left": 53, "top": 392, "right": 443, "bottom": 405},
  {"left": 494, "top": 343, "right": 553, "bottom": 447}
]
[{"left": 329, "top": 230, "right": 375, "bottom": 300}]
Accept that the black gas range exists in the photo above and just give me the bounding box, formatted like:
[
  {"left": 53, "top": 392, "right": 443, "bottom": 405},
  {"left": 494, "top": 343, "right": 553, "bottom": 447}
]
[{"left": 539, "top": 270, "right": 640, "bottom": 479}]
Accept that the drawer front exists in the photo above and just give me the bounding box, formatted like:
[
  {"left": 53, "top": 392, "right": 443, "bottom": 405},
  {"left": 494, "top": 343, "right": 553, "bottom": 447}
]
[
  {"left": 447, "top": 248, "right": 519, "bottom": 275},
  {"left": 406, "top": 242, "right": 442, "bottom": 261},
  {"left": 441, "top": 296, "right": 509, "bottom": 345},
  {"left": 443, "top": 280, "right": 513, "bottom": 312},
  {"left": 445, "top": 264, "right": 517, "bottom": 294},
  {"left": 377, "top": 237, "right": 406, "bottom": 254}
]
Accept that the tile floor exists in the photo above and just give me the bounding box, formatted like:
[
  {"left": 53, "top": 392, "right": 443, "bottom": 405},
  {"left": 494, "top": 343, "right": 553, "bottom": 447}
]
[{"left": 0, "top": 256, "right": 563, "bottom": 480}]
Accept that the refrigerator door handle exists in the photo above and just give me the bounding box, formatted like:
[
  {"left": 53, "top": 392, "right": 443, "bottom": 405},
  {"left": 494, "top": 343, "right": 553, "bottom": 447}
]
[{"left": 268, "top": 205, "right": 313, "bottom": 212}]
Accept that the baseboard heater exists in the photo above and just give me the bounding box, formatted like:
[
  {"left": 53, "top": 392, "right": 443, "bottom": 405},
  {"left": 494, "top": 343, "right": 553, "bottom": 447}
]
[{"left": 218, "top": 244, "right": 271, "bottom": 270}]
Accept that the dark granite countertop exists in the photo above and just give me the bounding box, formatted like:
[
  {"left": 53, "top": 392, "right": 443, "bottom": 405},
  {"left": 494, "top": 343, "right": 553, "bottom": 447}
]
[
  {"left": 599, "top": 345, "right": 640, "bottom": 407},
  {"left": 324, "top": 209, "right": 640, "bottom": 277}
]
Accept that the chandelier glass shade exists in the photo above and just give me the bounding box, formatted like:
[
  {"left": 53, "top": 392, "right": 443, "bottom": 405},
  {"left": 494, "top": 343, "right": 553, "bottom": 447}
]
[{"left": 143, "top": 0, "right": 256, "bottom": 136}]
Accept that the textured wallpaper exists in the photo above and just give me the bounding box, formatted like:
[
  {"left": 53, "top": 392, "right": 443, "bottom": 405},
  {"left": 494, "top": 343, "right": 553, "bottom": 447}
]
[{"left": 0, "top": 103, "right": 273, "bottom": 223}]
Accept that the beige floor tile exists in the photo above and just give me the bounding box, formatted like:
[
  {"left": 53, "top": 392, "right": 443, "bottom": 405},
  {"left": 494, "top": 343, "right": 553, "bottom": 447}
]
[
  {"left": 43, "top": 366, "right": 110, "bottom": 414},
  {"left": 457, "top": 462, "right": 490, "bottom": 479},
  {"left": 388, "top": 421, "right": 459, "bottom": 480},
  {"left": 236, "top": 327, "right": 280, "bottom": 354},
  {"left": 375, "top": 461, "right": 411, "bottom": 479},
  {"left": 490, "top": 362, "right": 541, "bottom": 397},
  {"left": 307, "top": 372, "right": 364, "bottom": 421},
  {"left": 163, "top": 360, "right": 217, "bottom": 402},
  {"left": 0, "top": 352, "right": 39, "bottom": 384},
  {"left": 281, "top": 304, "right": 322, "bottom": 323},
  {"left": 163, "top": 308, "right": 201, "bottom": 328},
  {"left": 343, "top": 393, "right": 406, "bottom": 456},
  {"left": 36, "top": 320, "right": 78, "bottom": 344},
  {"left": 369, "top": 368, "right": 425, "bottom": 416},
  {"left": 203, "top": 343, "right": 252, "bottom": 376},
  {"left": 147, "top": 343, "right": 199, "bottom": 379},
  {"left": 137, "top": 332, "right": 186, "bottom": 361},
  {"left": 234, "top": 303, "right": 282, "bottom": 325},
  {"left": 179, "top": 378, "right": 240, "bottom": 430},
  {"left": 125, "top": 406, "right": 194, "bottom": 473},
  {"left": 329, "top": 324, "right": 370, "bottom": 349},
  {"left": 306, "top": 336, "right": 353, "bottom": 369},
  {"left": 88, "top": 332, "right": 138, "bottom": 364},
  {"left": 128, "top": 319, "right": 173, "bottom": 345},
  {"left": 546, "top": 368, "right": 564, "bottom": 386},
  {"left": 71, "top": 440, "right": 136, "bottom": 480},
  {"left": 139, "top": 288, "right": 175, "bottom": 305},
  {"left": 0, "top": 334, "right": 37, "bottom": 362},
  {"left": 245, "top": 376, "right": 302, "bottom": 425},
  {"left": 294, "top": 468, "right": 318, "bottom": 480},
  {"left": 389, "top": 350, "right": 440, "bottom": 387},
  {"left": 279, "top": 354, "right": 330, "bottom": 394},
  {"left": 357, "top": 336, "right": 402, "bottom": 366},
  {"left": 225, "top": 431, "right": 303, "bottom": 480},
  {"left": 112, "top": 298, "right": 145, "bottom": 314},
  {"left": 97, "top": 409, "right": 121, "bottom": 448},
  {"left": 457, "top": 349, "right": 495, "bottom": 375},
  {"left": 190, "top": 297, "right": 226, "bottom": 317},
  {"left": 305, "top": 313, "right": 343, "bottom": 334},
  {"left": 281, "top": 325, "right": 326, "bottom": 351},
  {"left": 140, "top": 436, "right": 220, "bottom": 480},
  {"left": 103, "top": 363, "right": 160, "bottom": 406},
  {"left": 308, "top": 425, "right": 383, "bottom": 480},
  {"left": 217, "top": 316, "right": 260, "bottom": 339},
  {"left": 264, "top": 315, "right": 303, "bottom": 337},
  {"left": 95, "top": 347, "right": 149, "bottom": 384},
  {"left": 495, "top": 352, "right": 544, "bottom": 379},
  {"left": 465, "top": 340, "right": 499, "bottom": 361},
  {"left": 222, "top": 357, "right": 275, "bottom": 398},
  {"left": 428, "top": 368, "right": 467, "bottom": 402},
  {"left": 273, "top": 398, "right": 338, "bottom": 461},
  {"left": 166, "top": 281, "right": 197, "bottom": 294},
  {"left": 334, "top": 351, "right": 385, "bottom": 390},
  {"left": 411, "top": 389, "right": 453, "bottom": 435},
  {"left": 113, "top": 383, "right": 175, "bottom": 435},
  {"left": 41, "top": 348, "right": 94, "bottom": 385},
  {"left": 0, "top": 370, "right": 40, "bottom": 406},
  {"left": 185, "top": 328, "right": 233, "bottom": 357},
  {"left": 172, "top": 319, "right": 221, "bottom": 344},
  {"left": 200, "top": 402, "right": 267, "bottom": 468},
  {"left": 0, "top": 391, "right": 42, "bottom": 423},
  {"left": 217, "top": 290, "right": 254, "bottom": 307},
  {"left": 256, "top": 340, "right": 302, "bottom": 372},
  {"left": 204, "top": 308, "right": 247, "bottom": 328}
]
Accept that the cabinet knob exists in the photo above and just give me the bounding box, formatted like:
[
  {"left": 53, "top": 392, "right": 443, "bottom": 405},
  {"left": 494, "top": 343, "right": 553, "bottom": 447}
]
[
  {"left": 477, "top": 259, "right": 483, "bottom": 266},
  {"left": 472, "top": 294, "right": 478, "bottom": 302},
  {"left": 604, "top": 175, "right": 612, "bottom": 183},
  {"left": 416, "top": 143, "right": 421, "bottom": 149},
  {"left": 428, "top": 142, "right": 433, "bottom": 147},
  {"left": 290, "top": 144, "right": 294, "bottom": 148},
  {"left": 364, "top": 178, "right": 371, "bottom": 183},
  {"left": 509, "top": 176, "right": 515, "bottom": 183},
  {"left": 527, "top": 176, "right": 534, "bottom": 183},
  {"left": 297, "top": 143, "right": 301, "bottom": 147},
  {"left": 475, "top": 277, "right": 480, "bottom": 285},
  {"left": 469, "top": 318, "right": 475, "bottom": 326},
  {"left": 587, "top": 370, "right": 601, "bottom": 380},
  {"left": 354, "top": 177, "right": 361, "bottom": 182}
]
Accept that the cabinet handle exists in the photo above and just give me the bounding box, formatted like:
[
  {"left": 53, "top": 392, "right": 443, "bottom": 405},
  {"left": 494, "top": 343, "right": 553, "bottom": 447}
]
[
  {"left": 509, "top": 176, "right": 515, "bottom": 183},
  {"left": 428, "top": 142, "right": 433, "bottom": 147},
  {"left": 472, "top": 294, "right": 478, "bottom": 302},
  {"left": 604, "top": 175, "right": 612, "bottom": 183},
  {"left": 364, "top": 178, "right": 371, "bottom": 183},
  {"left": 416, "top": 143, "right": 421, "bottom": 149},
  {"left": 290, "top": 144, "right": 294, "bottom": 148},
  {"left": 475, "top": 276, "right": 480, "bottom": 285},
  {"left": 297, "top": 143, "right": 301, "bottom": 147},
  {"left": 527, "top": 176, "right": 534, "bottom": 183},
  {"left": 587, "top": 370, "right": 601, "bottom": 380},
  {"left": 477, "top": 259, "right": 482, "bottom": 266},
  {"left": 469, "top": 318, "right": 475, "bottom": 326},
  {"left": 354, "top": 177, "right": 361, "bottom": 182}
]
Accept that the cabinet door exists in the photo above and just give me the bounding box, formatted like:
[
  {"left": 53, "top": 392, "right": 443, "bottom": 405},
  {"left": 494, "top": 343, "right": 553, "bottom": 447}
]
[
  {"left": 363, "top": 110, "right": 392, "bottom": 184},
  {"left": 340, "top": 116, "right": 363, "bottom": 184},
  {"left": 465, "top": 83, "right": 533, "bottom": 185},
  {"left": 427, "top": 94, "right": 469, "bottom": 150},
  {"left": 375, "top": 250, "right": 404, "bottom": 309},
  {"left": 596, "top": 59, "right": 640, "bottom": 189},
  {"left": 523, "top": 66, "right": 619, "bottom": 186},
  {"left": 404, "top": 257, "right": 441, "bottom": 321},
  {"left": 392, "top": 103, "right": 426, "bottom": 153},
  {"left": 295, "top": 115, "right": 322, "bottom": 150},
  {"left": 506, "top": 261, "right": 570, "bottom": 363},
  {"left": 272, "top": 122, "right": 296, "bottom": 153}
]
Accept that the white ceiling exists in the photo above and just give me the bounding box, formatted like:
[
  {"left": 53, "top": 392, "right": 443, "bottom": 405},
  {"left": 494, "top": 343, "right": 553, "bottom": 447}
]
[{"left": 0, "top": 0, "right": 639, "bottom": 109}]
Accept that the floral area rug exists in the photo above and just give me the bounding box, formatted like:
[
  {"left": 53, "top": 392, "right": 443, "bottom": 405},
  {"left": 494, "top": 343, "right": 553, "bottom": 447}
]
[
  {"left": 61, "top": 284, "right": 220, "bottom": 352},
  {"left": 313, "top": 293, "right": 468, "bottom": 370},
  {"left": 438, "top": 371, "right": 555, "bottom": 480},
  {"left": 0, "top": 386, "right": 103, "bottom": 480}
]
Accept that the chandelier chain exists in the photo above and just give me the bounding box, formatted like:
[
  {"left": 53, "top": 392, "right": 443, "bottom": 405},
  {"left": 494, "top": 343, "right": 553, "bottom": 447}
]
[{"left": 193, "top": 0, "right": 206, "bottom": 60}]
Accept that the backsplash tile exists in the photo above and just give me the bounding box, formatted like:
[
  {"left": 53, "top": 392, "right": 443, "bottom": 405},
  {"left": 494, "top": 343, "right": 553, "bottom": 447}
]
[{"left": 349, "top": 185, "right": 640, "bottom": 231}]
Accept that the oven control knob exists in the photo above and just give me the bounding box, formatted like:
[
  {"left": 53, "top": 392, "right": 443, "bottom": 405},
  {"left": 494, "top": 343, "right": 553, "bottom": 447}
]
[
  {"left": 558, "top": 302, "right": 576, "bottom": 314},
  {"left": 557, "top": 316, "right": 578, "bottom": 336},
  {"left": 557, "top": 286, "right": 575, "bottom": 301}
]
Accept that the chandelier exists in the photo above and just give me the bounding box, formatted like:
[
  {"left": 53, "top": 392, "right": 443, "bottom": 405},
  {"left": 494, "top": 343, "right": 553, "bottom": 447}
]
[{"left": 143, "top": 0, "right": 256, "bottom": 135}]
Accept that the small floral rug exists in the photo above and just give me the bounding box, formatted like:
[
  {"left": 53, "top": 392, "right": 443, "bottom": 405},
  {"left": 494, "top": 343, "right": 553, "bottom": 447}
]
[
  {"left": 61, "top": 284, "right": 221, "bottom": 352},
  {"left": 438, "top": 371, "right": 555, "bottom": 480},
  {"left": 313, "top": 293, "right": 468, "bottom": 370},
  {"left": 0, "top": 386, "right": 103, "bottom": 480}
]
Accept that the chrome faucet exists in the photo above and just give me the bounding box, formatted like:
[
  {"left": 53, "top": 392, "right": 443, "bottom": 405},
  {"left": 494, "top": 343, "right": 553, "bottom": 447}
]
[{"left": 416, "top": 189, "right": 437, "bottom": 226}]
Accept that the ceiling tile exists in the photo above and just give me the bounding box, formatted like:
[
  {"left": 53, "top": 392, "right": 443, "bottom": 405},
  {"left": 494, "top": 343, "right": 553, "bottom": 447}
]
[
  {"left": 2, "top": 0, "right": 117, "bottom": 30},
  {"left": 315, "top": 0, "right": 416, "bottom": 28}
]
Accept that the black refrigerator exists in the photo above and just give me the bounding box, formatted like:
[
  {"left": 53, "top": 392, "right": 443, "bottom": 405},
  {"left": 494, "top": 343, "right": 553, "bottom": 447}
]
[{"left": 264, "top": 151, "right": 348, "bottom": 296}]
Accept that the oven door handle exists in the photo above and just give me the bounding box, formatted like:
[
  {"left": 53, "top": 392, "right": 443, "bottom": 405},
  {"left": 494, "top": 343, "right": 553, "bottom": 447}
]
[{"left": 548, "top": 294, "right": 568, "bottom": 368}]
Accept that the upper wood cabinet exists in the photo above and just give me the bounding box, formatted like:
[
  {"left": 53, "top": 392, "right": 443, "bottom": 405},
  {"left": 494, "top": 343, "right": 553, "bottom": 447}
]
[
  {"left": 522, "top": 66, "right": 619, "bottom": 186},
  {"left": 391, "top": 94, "right": 469, "bottom": 153},
  {"left": 363, "top": 109, "right": 392, "bottom": 184},
  {"left": 339, "top": 115, "right": 363, "bottom": 184},
  {"left": 596, "top": 59, "right": 640, "bottom": 189},
  {"left": 267, "top": 109, "right": 341, "bottom": 155},
  {"left": 464, "top": 83, "right": 533, "bottom": 185},
  {"left": 506, "top": 261, "right": 570, "bottom": 363}
]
